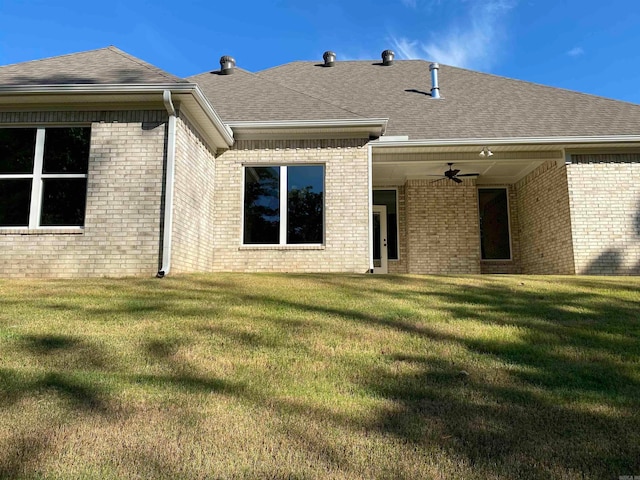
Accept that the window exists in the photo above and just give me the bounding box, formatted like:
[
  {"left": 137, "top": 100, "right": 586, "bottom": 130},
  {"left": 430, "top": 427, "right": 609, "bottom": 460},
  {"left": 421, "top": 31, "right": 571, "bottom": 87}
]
[
  {"left": 478, "top": 188, "right": 511, "bottom": 260},
  {"left": 243, "top": 165, "right": 324, "bottom": 245},
  {"left": 373, "top": 189, "right": 399, "bottom": 260},
  {"left": 0, "top": 127, "right": 90, "bottom": 228}
]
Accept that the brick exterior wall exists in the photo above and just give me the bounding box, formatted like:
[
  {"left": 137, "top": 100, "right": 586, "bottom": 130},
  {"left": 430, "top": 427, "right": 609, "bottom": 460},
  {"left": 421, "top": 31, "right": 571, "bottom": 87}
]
[
  {"left": 515, "top": 160, "right": 575, "bottom": 274},
  {"left": 479, "top": 185, "right": 522, "bottom": 274},
  {"left": 170, "top": 115, "right": 218, "bottom": 273},
  {"left": 405, "top": 178, "right": 481, "bottom": 274},
  {"left": 211, "top": 139, "right": 370, "bottom": 273},
  {"left": 566, "top": 155, "right": 640, "bottom": 275},
  {"left": 0, "top": 111, "right": 167, "bottom": 278}
]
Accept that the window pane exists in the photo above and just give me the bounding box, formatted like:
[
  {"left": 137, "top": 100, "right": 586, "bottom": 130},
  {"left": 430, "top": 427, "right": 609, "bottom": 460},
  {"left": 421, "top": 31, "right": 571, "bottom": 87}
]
[
  {"left": 479, "top": 189, "right": 511, "bottom": 260},
  {"left": 287, "top": 165, "right": 324, "bottom": 244},
  {"left": 0, "top": 128, "right": 36, "bottom": 174},
  {"left": 0, "top": 179, "right": 32, "bottom": 226},
  {"left": 244, "top": 167, "right": 280, "bottom": 244},
  {"left": 40, "top": 179, "right": 87, "bottom": 226},
  {"left": 43, "top": 128, "right": 90, "bottom": 174},
  {"left": 373, "top": 190, "right": 398, "bottom": 259}
]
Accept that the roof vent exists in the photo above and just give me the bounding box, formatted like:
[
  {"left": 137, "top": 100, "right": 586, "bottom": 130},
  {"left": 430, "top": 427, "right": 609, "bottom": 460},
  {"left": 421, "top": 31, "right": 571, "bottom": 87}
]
[
  {"left": 219, "top": 56, "right": 236, "bottom": 75},
  {"left": 323, "top": 51, "right": 336, "bottom": 67},
  {"left": 429, "top": 62, "right": 441, "bottom": 99},
  {"left": 381, "top": 50, "right": 395, "bottom": 66}
]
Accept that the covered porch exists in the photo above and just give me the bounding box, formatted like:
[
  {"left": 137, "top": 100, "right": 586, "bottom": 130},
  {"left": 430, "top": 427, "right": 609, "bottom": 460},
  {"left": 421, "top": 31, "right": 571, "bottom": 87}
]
[{"left": 369, "top": 138, "right": 640, "bottom": 275}]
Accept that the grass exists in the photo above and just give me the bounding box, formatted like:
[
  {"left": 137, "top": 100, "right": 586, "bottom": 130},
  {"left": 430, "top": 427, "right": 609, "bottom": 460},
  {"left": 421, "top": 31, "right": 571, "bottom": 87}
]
[{"left": 0, "top": 273, "right": 639, "bottom": 479}]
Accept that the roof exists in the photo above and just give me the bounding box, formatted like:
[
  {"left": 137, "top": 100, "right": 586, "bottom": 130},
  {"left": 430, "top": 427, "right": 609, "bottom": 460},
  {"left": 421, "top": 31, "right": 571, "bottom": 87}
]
[
  {"left": 2, "top": 47, "right": 640, "bottom": 142},
  {"left": 0, "top": 46, "right": 186, "bottom": 85},
  {"left": 188, "top": 67, "right": 364, "bottom": 122},
  {"left": 255, "top": 60, "right": 640, "bottom": 140}
]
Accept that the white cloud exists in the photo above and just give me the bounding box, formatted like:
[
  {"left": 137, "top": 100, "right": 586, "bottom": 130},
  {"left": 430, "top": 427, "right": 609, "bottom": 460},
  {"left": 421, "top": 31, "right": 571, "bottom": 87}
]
[
  {"left": 389, "top": 36, "right": 421, "bottom": 59},
  {"left": 567, "top": 47, "right": 584, "bottom": 57},
  {"left": 390, "top": 0, "right": 518, "bottom": 71}
]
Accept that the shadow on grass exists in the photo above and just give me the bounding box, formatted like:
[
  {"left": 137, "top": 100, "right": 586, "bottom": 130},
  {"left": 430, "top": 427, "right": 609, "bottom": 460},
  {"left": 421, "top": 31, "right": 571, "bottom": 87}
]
[{"left": 1, "top": 274, "right": 639, "bottom": 478}]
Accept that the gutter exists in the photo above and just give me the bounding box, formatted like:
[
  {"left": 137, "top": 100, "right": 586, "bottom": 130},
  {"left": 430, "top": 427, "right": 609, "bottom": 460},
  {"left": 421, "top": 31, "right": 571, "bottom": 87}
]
[
  {"left": 370, "top": 135, "right": 640, "bottom": 149},
  {"left": 227, "top": 118, "right": 388, "bottom": 130},
  {"left": 157, "top": 90, "right": 177, "bottom": 278},
  {"left": 227, "top": 118, "right": 388, "bottom": 138}
]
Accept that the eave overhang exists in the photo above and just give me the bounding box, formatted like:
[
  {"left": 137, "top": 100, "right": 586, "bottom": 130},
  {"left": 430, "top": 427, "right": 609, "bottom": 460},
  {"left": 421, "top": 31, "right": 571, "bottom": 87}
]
[
  {"left": 0, "top": 83, "right": 234, "bottom": 150},
  {"left": 228, "top": 118, "right": 388, "bottom": 140}
]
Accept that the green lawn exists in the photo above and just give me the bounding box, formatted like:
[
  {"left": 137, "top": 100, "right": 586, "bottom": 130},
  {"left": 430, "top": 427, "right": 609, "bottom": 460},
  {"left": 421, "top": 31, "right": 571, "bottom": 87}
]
[{"left": 1, "top": 273, "right": 639, "bottom": 479}]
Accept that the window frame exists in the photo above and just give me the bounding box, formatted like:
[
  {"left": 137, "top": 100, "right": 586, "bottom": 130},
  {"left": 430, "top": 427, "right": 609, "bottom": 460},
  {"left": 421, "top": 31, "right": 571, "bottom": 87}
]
[
  {"left": 477, "top": 186, "right": 513, "bottom": 261},
  {"left": 372, "top": 187, "right": 400, "bottom": 261},
  {"left": 241, "top": 164, "right": 325, "bottom": 247},
  {"left": 0, "top": 126, "right": 90, "bottom": 231}
]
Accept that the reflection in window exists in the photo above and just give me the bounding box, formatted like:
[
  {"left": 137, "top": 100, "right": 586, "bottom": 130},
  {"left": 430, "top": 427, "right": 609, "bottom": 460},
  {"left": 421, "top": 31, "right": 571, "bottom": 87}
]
[
  {"left": 479, "top": 188, "right": 511, "bottom": 260},
  {"left": 243, "top": 166, "right": 280, "bottom": 244},
  {"left": 243, "top": 165, "right": 324, "bottom": 245},
  {"left": 287, "top": 166, "right": 323, "bottom": 244}
]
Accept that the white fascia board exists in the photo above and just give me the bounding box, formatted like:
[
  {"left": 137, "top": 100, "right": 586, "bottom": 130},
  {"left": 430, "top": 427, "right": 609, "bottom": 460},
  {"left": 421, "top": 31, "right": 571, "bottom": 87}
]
[
  {"left": 228, "top": 118, "right": 388, "bottom": 139},
  {"left": 0, "top": 83, "right": 234, "bottom": 149},
  {"left": 370, "top": 135, "right": 640, "bottom": 149}
]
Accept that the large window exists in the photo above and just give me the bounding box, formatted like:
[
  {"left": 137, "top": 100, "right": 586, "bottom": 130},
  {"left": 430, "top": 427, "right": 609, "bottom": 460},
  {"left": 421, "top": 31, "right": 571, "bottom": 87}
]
[
  {"left": 478, "top": 188, "right": 511, "bottom": 260},
  {"left": 0, "top": 127, "right": 90, "bottom": 228},
  {"left": 373, "top": 189, "right": 398, "bottom": 260},
  {"left": 243, "top": 165, "right": 324, "bottom": 245}
]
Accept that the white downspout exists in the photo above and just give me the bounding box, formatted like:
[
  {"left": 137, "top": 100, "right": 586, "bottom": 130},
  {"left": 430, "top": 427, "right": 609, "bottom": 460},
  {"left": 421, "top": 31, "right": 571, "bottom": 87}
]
[
  {"left": 367, "top": 143, "right": 374, "bottom": 273},
  {"left": 157, "top": 90, "right": 177, "bottom": 277}
]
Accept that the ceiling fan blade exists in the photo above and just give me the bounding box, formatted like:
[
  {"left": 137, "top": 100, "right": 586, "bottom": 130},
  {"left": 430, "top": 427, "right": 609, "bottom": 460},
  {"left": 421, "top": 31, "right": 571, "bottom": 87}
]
[
  {"left": 450, "top": 169, "right": 460, "bottom": 176},
  {"left": 451, "top": 177, "right": 463, "bottom": 183},
  {"left": 457, "top": 173, "right": 480, "bottom": 177}
]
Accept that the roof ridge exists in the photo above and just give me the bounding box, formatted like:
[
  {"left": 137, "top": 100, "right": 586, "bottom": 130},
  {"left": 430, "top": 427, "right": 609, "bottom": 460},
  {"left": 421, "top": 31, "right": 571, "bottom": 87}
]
[{"left": 106, "top": 46, "right": 184, "bottom": 83}]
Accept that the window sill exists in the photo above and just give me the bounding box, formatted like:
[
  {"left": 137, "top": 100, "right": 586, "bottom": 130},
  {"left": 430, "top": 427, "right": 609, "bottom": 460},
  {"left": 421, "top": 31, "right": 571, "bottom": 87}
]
[
  {"left": 239, "top": 244, "right": 325, "bottom": 251},
  {"left": 0, "top": 228, "right": 84, "bottom": 236}
]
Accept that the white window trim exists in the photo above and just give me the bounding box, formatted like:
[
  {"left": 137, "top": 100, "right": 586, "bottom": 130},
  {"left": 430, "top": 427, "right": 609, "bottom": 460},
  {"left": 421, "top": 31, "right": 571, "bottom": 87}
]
[
  {"left": 0, "top": 127, "right": 89, "bottom": 231},
  {"left": 372, "top": 187, "right": 400, "bottom": 262},
  {"left": 241, "top": 164, "right": 325, "bottom": 247},
  {"left": 478, "top": 186, "right": 513, "bottom": 262}
]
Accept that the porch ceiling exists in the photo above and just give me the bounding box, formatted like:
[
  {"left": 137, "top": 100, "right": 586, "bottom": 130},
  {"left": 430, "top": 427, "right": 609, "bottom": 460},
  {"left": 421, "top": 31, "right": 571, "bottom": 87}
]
[{"left": 372, "top": 148, "right": 564, "bottom": 185}]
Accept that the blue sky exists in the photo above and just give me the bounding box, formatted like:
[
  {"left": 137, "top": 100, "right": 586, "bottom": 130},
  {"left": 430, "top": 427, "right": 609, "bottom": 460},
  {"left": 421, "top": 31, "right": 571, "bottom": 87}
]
[{"left": 1, "top": 0, "right": 639, "bottom": 104}]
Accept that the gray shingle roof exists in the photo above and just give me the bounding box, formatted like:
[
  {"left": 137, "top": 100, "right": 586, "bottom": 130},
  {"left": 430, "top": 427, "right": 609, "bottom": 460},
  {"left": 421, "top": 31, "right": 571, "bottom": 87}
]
[
  {"left": 255, "top": 60, "right": 640, "bottom": 139},
  {"left": 0, "top": 46, "right": 185, "bottom": 85},
  {"left": 188, "top": 68, "right": 364, "bottom": 122}
]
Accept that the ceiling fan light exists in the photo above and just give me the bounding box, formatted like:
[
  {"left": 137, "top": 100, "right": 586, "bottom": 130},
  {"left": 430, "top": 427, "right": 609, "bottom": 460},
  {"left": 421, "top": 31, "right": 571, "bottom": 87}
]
[
  {"left": 487, "top": 150, "right": 494, "bottom": 157},
  {"left": 479, "top": 150, "right": 485, "bottom": 157}
]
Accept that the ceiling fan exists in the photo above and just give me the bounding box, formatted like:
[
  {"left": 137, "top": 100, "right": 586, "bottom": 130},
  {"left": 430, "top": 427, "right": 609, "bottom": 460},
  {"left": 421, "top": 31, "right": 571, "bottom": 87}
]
[{"left": 428, "top": 163, "right": 480, "bottom": 183}]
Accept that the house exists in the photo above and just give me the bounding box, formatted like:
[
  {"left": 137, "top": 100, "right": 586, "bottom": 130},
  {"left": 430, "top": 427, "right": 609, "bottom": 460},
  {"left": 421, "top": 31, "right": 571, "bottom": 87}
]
[{"left": 1, "top": 46, "right": 639, "bottom": 277}]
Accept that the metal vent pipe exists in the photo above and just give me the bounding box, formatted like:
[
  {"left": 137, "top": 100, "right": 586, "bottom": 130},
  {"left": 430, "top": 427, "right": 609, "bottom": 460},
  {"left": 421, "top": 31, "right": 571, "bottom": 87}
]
[{"left": 429, "top": 62, "right": 441, "bottom": 99}]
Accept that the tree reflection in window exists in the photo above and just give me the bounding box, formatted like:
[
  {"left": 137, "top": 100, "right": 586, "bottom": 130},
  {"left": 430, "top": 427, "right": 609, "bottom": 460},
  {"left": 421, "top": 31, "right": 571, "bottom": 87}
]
[
  {"left": 287, "top": 166, "right": 323, "bottom": 244},
  {"left": 243, "top": 166, "right": 280, "bottom": 244},
  {"left": 243, "top": 165, "right": 324, "bottom": 245}
]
